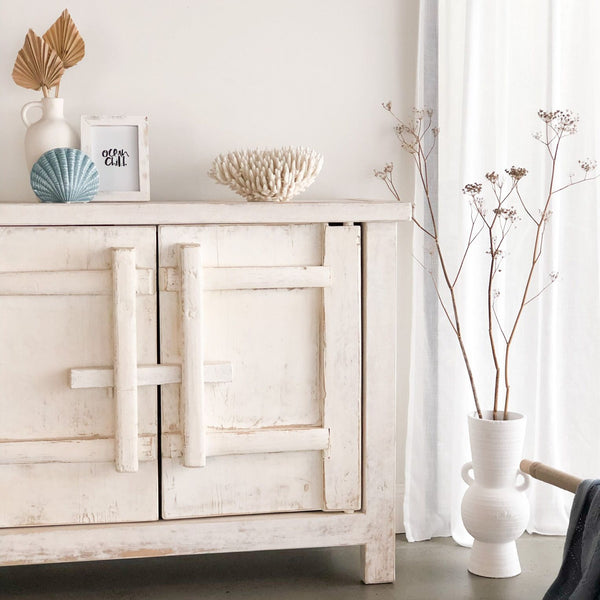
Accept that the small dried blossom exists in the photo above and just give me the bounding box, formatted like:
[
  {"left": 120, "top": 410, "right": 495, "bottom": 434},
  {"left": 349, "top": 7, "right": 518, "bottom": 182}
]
[
  {"left": 471, "top": 197, "right": 486, "bottom": 215},
  {"left": 486, "top": 171, "right": 500, "bottom": 184},
  {"left": 382, "top": 101, "right": 392, "bottom": 112},
  {"left": 374, "top": 163, "right": 394, "bottom": 179},
  {"left": 538, "top": 110, "right": 558, "bottom": 123},
  {"left": 505, "top": 166, "right": 528, "bottom": 181},
  {"left": 579, "top": 158, "right": 597, "bottom": 173},
  {"left": 549, "top": 271, "right": 559, "bottom": 282},
  {"left": 395, "top": 125, "right": 419, "bottom": 154},
  {"left": 487, "top": 247, "right": 505, "bottom": 259},
  {"left": 463, "top": 182, "right": 482, "bottom": 195},
  {"left": 412, "top": 107, "right": 433, "bottom": 119},
  {"left": 538, "top": 109, "right": 579, "bottom": 134},
  {"left": 493, "top": 206, "right": 519, "bottom": 222}
]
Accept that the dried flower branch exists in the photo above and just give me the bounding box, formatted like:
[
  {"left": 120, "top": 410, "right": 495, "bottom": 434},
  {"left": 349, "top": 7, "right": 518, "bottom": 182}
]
[
  {"left": 377, "top": 103, "right": 483, "bottom": 418},
  {"left": 377, "top": 103, "right": 599, "bottom": 419}
]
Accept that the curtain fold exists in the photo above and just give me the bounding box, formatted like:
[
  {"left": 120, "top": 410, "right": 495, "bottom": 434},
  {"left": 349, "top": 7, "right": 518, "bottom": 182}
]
[{"left": 404, "top": 0, "right": 600, "bottom": 542}]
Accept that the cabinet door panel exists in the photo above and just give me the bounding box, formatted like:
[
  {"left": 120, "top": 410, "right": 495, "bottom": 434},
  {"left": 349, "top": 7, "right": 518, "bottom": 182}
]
[
  {"left": 159, "top": 224, "right": 361, "bottom": 519},
  {"left": 0, "top": 226, "right": 158, "bottom": 527}
]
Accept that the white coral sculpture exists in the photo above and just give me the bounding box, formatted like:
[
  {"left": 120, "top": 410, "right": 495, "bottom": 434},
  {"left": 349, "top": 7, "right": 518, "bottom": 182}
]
[{"left": 209, "top": 146, "right": 324, "bottom": 202}]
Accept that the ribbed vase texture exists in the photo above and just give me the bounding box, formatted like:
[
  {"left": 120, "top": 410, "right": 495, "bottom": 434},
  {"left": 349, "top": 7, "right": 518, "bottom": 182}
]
[{"left": 461, "top": 411, "right": 530, "bottom": 578}]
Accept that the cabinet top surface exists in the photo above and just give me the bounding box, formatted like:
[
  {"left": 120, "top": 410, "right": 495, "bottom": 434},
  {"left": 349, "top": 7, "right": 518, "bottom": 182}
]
[{"left": 0, "top": 199, "right": 410, "bottom": 226}]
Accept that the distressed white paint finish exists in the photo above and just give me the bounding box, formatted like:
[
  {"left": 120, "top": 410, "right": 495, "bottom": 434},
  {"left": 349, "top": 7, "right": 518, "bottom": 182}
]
[
  {"left": 0, "top": 207, "right": 402, "bottom": 585},
  {"left": 0, "top": 268, "right": 155, "bottom": 296},
  {"left": 0, "top": 463, "right": 158, "bottom": 528},
  {"left": 0, "top": 436, "right": 156, "bottom": 464},
  {"left": 0, "top": 511, "right": 368, "bottom": 566},
  {"left": 162, "top": 427, "right": 329, "bottom": 458},
  {"left": 70, "top": 362, "right": 232, "bottom": 389},
  {"left": 0, "top": 226, "right": 158, "bottom": 528},
  {"left": 0, "top": 200, "right": 410, "bottom": 227},
  {"left": 163, "top": 451, "right": 325, "bottom": 519},
  {"left": 112, "top": 248, "right": 139, "bottom": 473},
  {"left": 360, "top": 221, "right": 398, "bottom": 584},
  {"left": 160, "top": 265, "right": 331, "bottom": 292},
  {"left": 322, "top": 225, "right": 362, "bottom": 511},
  {"left": 159, "top": 224, "right": 327, "bottom": 518},
  {"left": 159, "top": 225, "right": 326, "bottom": 434},
  {"left": 159, "top": 223, "right": 368, "bottom": 522},
  {"left": 180, "top": 244, "right": 206, "bottom": 468}
]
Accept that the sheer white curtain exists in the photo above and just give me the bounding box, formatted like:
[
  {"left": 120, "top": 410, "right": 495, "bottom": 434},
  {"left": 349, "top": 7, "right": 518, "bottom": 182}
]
[{"left": 404, "top": 0, "right": 600, "bottom": 543}]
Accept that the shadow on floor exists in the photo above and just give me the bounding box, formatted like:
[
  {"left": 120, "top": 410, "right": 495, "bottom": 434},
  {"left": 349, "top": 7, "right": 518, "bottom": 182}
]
[{"left": 0, "top": 534, "right": 564, "bottom": 600}]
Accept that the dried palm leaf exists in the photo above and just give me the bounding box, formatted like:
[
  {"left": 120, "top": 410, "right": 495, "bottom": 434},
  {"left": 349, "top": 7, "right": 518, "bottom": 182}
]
[
  {"left": 43, "top": 9, "right": 85, "bottom": 69},
  {"left": 12, "top": 29, "right": 64, "bottom": 95}
]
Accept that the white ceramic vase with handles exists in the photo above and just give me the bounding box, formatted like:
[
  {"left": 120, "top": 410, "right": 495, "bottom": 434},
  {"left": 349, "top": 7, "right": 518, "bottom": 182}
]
[
  {"left": 21, "top": 97, "right": 79, "bottom": 170},
  {"left": 461, "top": 411, "right": 530, "bottom": 578}
]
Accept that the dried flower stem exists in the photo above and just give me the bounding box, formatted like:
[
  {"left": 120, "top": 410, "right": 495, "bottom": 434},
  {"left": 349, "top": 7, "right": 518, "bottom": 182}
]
[
  {"left": 467, "top": 176, "right": 520, "bottom": 419},
  {"left": 376, "top": 106, "right": 483, "bottom": 418},
  {"left": 501, "top": 113, "right": 599, "bottom": 417},
  {"left": 377, "top": 105, "right": 598, "bottom": 420}
]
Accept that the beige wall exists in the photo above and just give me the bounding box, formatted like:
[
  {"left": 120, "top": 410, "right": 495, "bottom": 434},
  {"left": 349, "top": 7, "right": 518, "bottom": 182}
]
[{"left": 1, "top": 0, "right": 418, "bottom": 203}]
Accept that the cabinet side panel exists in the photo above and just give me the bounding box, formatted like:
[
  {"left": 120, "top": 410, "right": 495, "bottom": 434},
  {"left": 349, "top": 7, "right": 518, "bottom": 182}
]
[{"left": 360, "top": 221, "right": 397, "bottom": 583}]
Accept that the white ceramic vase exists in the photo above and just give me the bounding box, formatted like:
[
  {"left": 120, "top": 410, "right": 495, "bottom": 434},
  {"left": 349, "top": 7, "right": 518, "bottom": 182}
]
[
  {"left": 21, "top": 98, "right": 80, "bottom": 170},
  {"left": 461, "top": 411, "right": 530, "bottom": 578}
]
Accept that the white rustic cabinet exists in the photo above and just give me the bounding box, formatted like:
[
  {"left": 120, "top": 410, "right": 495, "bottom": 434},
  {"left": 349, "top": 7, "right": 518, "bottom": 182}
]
[{"left": 0, "top": 200, "right": 408, "bottom": 584}]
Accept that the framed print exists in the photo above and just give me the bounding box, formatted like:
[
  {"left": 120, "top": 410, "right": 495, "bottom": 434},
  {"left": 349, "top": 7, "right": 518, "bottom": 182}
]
[{"left": 81, "top": 115, "right": 150, "bottom": 202}]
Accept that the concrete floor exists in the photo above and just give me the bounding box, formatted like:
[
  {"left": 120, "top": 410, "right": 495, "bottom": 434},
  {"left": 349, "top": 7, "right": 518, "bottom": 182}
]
[{"left": 0, "top": 534, "right": 564, "bottom": 599}]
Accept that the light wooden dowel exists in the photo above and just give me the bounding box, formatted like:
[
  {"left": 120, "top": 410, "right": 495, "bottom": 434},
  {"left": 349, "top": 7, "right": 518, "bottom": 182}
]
[
  {"left": 70, "top": 362, "right": 232, "bottom": 389},
  {"left": 520, "top": 459, "right": 583, "bottom": 494},
  {"left": 112, "top": 248, "right": 139, "bottom": 473},
  {"left": 0, "top": 436, "right": 156, "bottom": 465},
  {"left": 0, "top": 268, "right": 154, "bottom": 296},
  {"left": 162, "top": 427, "right": 330, "bottom": 459},
  {"left": 180, "top": 244, "right": 206, "bottom": 468},
  {"left": 161, "top": 265, "right": 331, "bottom": 292}
]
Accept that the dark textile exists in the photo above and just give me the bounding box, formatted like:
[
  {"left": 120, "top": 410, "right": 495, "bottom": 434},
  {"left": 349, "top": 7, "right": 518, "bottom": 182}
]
[{"left": 543, "top": 480, "right": 600, "bottom": 600}]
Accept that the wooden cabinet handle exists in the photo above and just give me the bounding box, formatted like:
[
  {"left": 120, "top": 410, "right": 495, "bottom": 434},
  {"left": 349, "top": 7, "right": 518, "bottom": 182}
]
[
  {"left": 180, "top": 245, "right": 206, "bottom": 467},
  {"left": 112, "top": 248, "right": 139, "bottom": 473}
]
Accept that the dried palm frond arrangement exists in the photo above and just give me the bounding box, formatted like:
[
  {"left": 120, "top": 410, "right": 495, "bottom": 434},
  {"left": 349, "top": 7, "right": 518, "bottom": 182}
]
[
  {"left": 12, "top": 9, "right": 85, "bottom": 98},
  {"left": 209, "top": 147, "right": 324, "bottom": 202}
]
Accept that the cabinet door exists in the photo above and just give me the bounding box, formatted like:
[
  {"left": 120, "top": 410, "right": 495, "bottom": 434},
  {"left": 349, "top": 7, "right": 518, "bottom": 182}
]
[
  {"left": 159, "top": 224, "right": 361, "bottom": 519},
  {"left": 0, "top": 227, "right": 158, "bottom": 527}
]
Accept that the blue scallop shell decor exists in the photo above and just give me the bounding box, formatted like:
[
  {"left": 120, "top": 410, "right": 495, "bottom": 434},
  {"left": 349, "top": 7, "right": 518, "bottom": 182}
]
[{"left": 30, "top": 147, "right": 99, "bottom": 203}]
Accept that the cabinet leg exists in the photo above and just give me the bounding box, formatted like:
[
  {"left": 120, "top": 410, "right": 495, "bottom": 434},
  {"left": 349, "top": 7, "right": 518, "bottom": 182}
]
[{"left": 360, "top": 534, "right": 396, "bottom": 584}]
